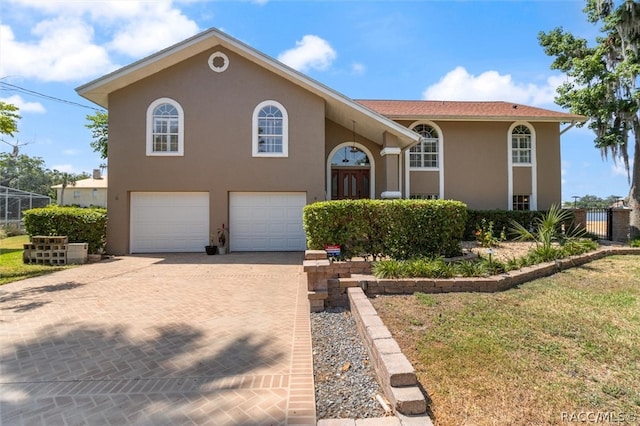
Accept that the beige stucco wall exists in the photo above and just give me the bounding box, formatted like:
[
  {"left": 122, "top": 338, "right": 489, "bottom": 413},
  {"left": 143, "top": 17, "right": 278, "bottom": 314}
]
[
  {"left": 534, "top": 122, "right": 562, "bottom": 209},
  {"left": 107, "top": 47, "right": 326, "bottom": 254},
  {"left": 400, "top": 120, "right": 562, "bottom": 210},
  {"left": 409, "top": 170, "right": 439, "bottom": 196},
  {"left": 57, "top": 188, "right": 108, "bottom": 208}
]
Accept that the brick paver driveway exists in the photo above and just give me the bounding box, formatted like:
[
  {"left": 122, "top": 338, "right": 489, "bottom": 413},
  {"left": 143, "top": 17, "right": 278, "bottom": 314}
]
[{"left": 0, "top": 252, "right": 315, "bottom": 425}]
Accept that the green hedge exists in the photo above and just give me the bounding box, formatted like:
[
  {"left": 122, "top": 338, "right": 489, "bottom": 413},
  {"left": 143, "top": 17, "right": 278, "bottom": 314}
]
[
  {"left": 303, "top": 199, "right": 467, "bottom": 259},
  {"left": 23, "top": 206, "right": 107, "bottom": 253},
  {"left": 464, "top": 209, "right": 549, "bottom": 240}
]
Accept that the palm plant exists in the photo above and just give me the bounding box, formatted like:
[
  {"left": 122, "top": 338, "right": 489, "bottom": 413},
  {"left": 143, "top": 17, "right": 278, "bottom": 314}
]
[{"left": 509, "top": 204, "right": 588, "bottom": 262}]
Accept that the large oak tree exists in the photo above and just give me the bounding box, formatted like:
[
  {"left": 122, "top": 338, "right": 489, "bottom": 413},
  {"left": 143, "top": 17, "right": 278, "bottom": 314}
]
[{"left": 539, "top": 0, "right": 640, "bottom": 237}]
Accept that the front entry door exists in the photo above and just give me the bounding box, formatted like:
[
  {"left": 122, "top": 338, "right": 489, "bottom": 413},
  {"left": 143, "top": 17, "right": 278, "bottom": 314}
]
[{"left": 332, "top": 168, "right": 370, "bottom": 199}]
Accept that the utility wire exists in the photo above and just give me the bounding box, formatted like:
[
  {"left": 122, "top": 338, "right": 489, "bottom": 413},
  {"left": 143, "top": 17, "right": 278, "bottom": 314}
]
[{"left": 0, "top": 80, "right": 104, "bottom": 112}]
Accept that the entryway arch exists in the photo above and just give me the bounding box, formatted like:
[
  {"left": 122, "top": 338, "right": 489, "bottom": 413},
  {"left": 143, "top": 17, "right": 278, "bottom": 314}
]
[{"left": 326, "top": 143, "right": 376, "bottom": 200}]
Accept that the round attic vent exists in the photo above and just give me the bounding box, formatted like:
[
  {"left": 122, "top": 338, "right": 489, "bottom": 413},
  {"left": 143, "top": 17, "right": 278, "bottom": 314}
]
[{"left": 208, "top": 51, "right": 229, "bottom": 73}]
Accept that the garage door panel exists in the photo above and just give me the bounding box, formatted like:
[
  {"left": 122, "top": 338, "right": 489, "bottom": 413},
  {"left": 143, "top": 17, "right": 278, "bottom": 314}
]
[
  {"left": 230, "top": 192, "right": 306, "bottom": 251},
  {"left": 130, "top": 192, "right": 209, "bottom": 253}
]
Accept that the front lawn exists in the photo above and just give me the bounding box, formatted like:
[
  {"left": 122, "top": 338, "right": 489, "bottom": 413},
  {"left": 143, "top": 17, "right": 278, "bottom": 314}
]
[
  {"left": 0, "top": 235, "right": 73, "bottom": 285},
  {"left": 371, "top": 256, "right": 640, "bottom": 425}
]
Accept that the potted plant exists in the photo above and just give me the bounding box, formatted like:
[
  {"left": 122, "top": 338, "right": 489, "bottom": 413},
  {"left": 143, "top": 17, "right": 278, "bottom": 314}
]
[
  {"left": 217, "top": 223, "right": 228, "bottom": 254},
  {"left": 205, "top": 233, "right": 218, "bottom": 255}
]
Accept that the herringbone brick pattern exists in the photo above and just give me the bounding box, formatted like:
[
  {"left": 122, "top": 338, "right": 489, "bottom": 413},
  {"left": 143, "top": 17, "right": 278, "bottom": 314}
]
[{"left": 0, "top": 252, "right": 315, "bottom": 425}]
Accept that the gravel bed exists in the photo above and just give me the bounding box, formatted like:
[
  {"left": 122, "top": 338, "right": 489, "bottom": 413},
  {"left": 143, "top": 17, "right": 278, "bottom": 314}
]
[{"left": 311, "top": 307, "right": 388, "bottom": 419}]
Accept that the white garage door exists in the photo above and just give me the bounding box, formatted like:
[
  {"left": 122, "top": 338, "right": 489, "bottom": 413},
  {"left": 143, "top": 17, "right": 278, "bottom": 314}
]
[
  {"left": 130, "top": 192, "right": 209, "bottom": 253},
  {"left": 230, "top": 192, "right": 307, "bottom": 251}
]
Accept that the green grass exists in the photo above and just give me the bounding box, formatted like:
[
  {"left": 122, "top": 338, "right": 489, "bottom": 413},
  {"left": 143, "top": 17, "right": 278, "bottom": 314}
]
[
  {"left": 0, "top": 235, "right": 73, "bottom": 285},
  {"left": 371, "top": 256, "right": 640, "bottom": 425}
]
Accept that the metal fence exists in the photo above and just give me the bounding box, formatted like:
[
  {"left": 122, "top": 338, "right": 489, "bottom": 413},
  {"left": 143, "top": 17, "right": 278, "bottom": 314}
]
[
  {"left": 1, "top": 185, "right": 51, "bottom": 228},
  {"left": 585, "top": 208, "right": 613, "bottom": 240}
]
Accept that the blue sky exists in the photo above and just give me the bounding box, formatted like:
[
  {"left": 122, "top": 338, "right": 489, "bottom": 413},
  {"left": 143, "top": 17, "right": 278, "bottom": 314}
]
[{"left": 0, "top": 0, "right": 633, "bottom": 201}]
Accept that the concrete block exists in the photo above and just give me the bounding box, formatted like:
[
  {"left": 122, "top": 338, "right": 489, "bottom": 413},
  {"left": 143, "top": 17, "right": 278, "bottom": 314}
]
[
  {"left": 66, "top": 243, "right": 88, "bottom": 264},
  {"left": 367, "top": 325, "right": 392, "bottom": 341},
  {"left": 380, "top": 353, "right": 416, "bottom": 387},
  {"left": 389, "top": 386, "right": 427, "bottom": 415},
  {"left": 305, "top": 249, "right": 328, "bottom": 260},
  {"left": 374, "top": 338, "right": 402, "bottom": 356},
  {"left": 307, "top": 290, "right": 328, "bottom": 300},
  {"left": 317, "top": 419, "right": 356, "bottom": 426},
  {"left": 355, "top": 417, "right": 402, "bottom": 425},
  {"left": 396, "top": 412, "right": 434, "bottom": 426}
]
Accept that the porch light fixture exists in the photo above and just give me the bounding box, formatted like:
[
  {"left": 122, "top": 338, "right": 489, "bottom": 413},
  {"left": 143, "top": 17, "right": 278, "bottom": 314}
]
[
  {"left": 350, "top": 120, "right": 359, "bottom": 153},
  {"left": 342, "top": 147, "right": 349, "bottom": 163}
]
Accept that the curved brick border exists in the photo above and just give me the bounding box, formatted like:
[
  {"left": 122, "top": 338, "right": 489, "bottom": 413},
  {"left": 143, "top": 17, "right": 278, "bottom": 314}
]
[
  {"left": 305, "top": 246, "right": 640, "bottom": 310},
  {"left": 316, "top": 288, "right": 434, "bottom": 426},
  {"left": 313, "top": 245, "right": 640, "bottom": 425}
]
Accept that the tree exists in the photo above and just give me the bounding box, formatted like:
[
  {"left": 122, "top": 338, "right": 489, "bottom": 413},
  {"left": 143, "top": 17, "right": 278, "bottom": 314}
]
[
  {"left": 56, "top": 172, "right": 76, "bottom": 206},
  {"left": 86, "top": 111, "right": 108, "bottom": 161},
  {"left": 539, "top": 0, "right": 640, "bottom": 237},
  {"left": 0, "top": 101, "right": 20, "bottom": 138},
  {"left": 50, "top": 170, "right": 90, "bottom": 205},
  {"left": 0, "top": 153, "right": 52, "bottom": 195}
]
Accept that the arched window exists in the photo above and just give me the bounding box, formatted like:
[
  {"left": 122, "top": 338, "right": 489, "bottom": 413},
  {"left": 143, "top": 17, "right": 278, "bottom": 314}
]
[
  {"left": 409, "top": 123, "right": 439, "bottom": 169},
  {"left": 511, "top": 124, "right": 532, "bottom": 164},
  {"left": 252, "top": 100, "right": 288, "bottom": 157},
  {"left": 146, "top": 98, "right": 184, "bottom": 156}
]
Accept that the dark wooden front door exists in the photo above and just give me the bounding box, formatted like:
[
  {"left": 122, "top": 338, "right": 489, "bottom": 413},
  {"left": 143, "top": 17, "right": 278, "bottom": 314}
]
[{"left": 331, "top": 168, "right": 370, "bottom": 199}]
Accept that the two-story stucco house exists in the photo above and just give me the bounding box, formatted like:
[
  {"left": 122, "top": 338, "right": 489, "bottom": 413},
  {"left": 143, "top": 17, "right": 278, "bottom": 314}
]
[{"left": 76, "top": 28, "right": 584, "bottom": 255}]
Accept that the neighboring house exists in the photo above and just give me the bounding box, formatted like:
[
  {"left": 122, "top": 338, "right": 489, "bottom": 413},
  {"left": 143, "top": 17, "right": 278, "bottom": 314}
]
[
  {"left": 52, "top": 173, "right": 108, "bottom": 208},
  {"left": 76, "top": 28, "right": 584, "bottom": 255}
]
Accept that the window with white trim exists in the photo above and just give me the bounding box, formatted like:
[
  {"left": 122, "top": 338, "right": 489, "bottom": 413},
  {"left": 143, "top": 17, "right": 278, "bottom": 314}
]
[
  {"left": 252, "top": 100, "right": 288, "bottom": 157},
  {"left": 513, "top": 195, "right": 530, "bottom": 211},
  {"left": 146, "top": 98, "right": 184, "bottom": 156},
  {"left": 511, "top": 125, "right": 531, "bottom": 164},
  {"left": 409, "top": 124, "right": 439, "bottom": 168}
]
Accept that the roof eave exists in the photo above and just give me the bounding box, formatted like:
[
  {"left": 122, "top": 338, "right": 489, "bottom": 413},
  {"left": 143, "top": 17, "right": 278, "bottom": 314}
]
[{"left": 76, "top": 28, "right": 420, "bottom": 147}]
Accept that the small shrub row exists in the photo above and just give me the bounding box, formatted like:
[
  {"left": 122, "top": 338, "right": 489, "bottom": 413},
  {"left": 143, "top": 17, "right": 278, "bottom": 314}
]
[
  {"left": 303, "top": 199, "right": 467, "bottom": 260},
  {"left": 464, "top": 210, "right": 551, "bottom": 240},
  {"left": 0, "top": 223, "right": 26, "bottom": 238},
  {"left": 23, "top": 206, "right": 107, "bottom": 253},
  {"left": 372, "top": 238, "right": 598, "bottom": 279}
]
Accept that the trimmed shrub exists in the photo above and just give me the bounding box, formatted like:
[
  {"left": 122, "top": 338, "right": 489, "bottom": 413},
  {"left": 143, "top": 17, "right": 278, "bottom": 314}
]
[
  {"left": 464, "top": 209, "right": 557, "bottom": 240},
  {"left": 23, "top": 206, "right": 107, "bottom": 253},
  {"left": 303, "top": 199, "right": 467, "bottom": 259}
]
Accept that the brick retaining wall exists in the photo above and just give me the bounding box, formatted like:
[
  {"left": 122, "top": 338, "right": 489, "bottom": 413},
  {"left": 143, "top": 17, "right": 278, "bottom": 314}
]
[{"left": 304, "top": 247, "right": 640, "bottom": 311}]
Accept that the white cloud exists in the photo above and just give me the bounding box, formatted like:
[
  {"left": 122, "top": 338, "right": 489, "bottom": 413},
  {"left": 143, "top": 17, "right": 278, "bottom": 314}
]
[
  {"left": 63, "top": 149, "right": 80, "bottom": 155},
  {"left": 51, "top": 164, "right": 75, "bottom": 173},
  {"left": 1, "top": 21, "right": 115, "bottom": 82},
  {"left": 107, "top": 3, "right": 199, "bottom": 57},
  {"left": 1, "top": 0, "right": 200, "bottom": 82},
  {"left": 611, "top": 160, "right": 631, "bottom": 177},
  {"left": 351, "top": 62, "right": 366, "bottom": 75},
  {"left": 422, "top": 66, "right": 562, "bottom": 106},
  {"left": 278, "top": 35, "right": 337, "bottom": 72},
  {"left": 0, "top": 95, "right": 45, "bottom": 113}
]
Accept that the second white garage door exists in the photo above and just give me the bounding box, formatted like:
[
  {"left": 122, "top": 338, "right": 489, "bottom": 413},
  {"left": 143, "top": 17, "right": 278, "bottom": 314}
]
[
  {"left": 229, "top": 192, "right": 307, "bottom": 251},
  {"left": 130, "top": 192, "right": 209, "bottom": 253}
]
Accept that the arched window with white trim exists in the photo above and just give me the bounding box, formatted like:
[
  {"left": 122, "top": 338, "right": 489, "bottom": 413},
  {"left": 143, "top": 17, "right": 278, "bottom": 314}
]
[
  {"left": 146, "top": 98, "right": 184, "bottom": 156},
  {"left": 252, "top": 100, "right": 288, "bottom": 157},
  {"left": 511, "top": 124, "right": 532, "bottom": 164},
  {"left": 507, "top": 121, "right": 537, "bottom": 211},
  {"left": 409, "top": 123, "right": 440, "bottom": 169}
]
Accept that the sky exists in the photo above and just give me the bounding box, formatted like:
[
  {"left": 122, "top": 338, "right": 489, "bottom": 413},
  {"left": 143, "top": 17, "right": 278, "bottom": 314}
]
[{"left": 0, "top": 0, "right": 633, "bottom": 202}]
